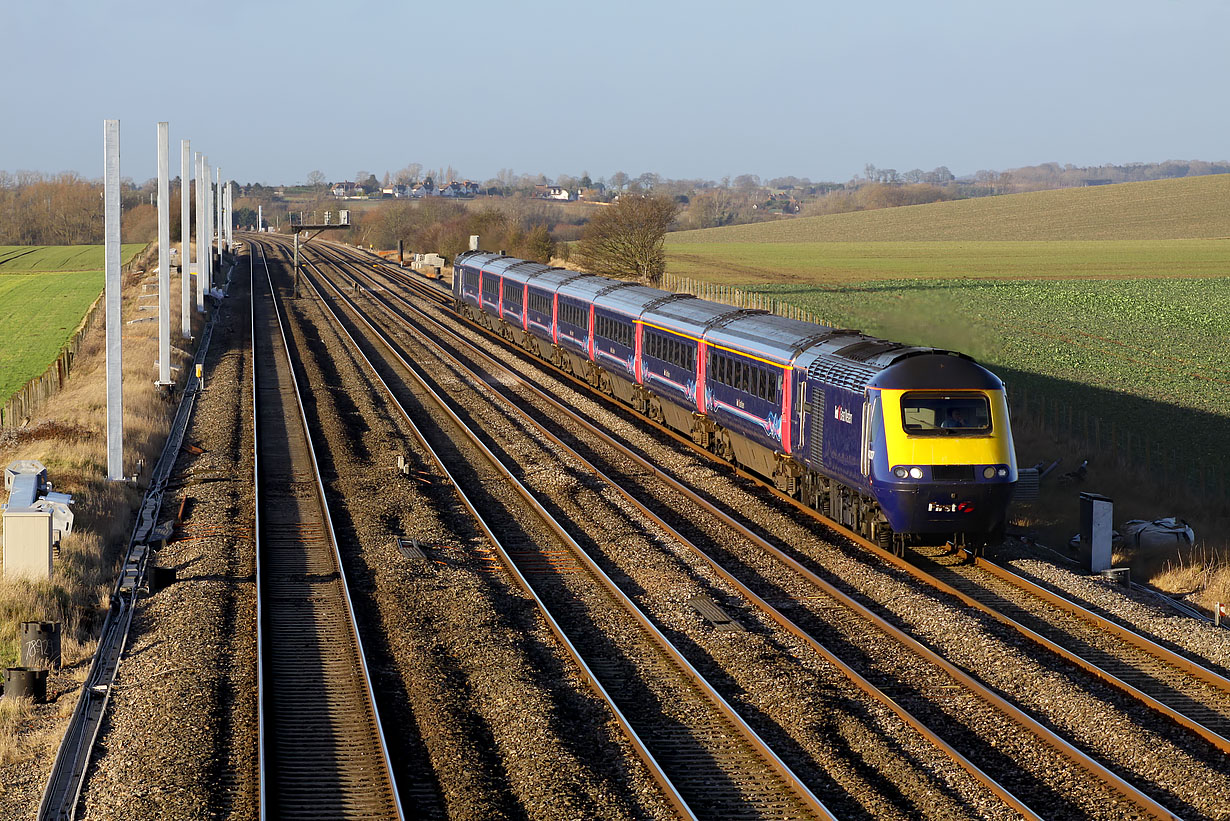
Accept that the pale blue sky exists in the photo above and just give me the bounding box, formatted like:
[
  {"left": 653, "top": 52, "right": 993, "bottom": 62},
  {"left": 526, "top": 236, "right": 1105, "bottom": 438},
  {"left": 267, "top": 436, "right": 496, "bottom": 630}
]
[{"left": 2, "top": 0, "right": 1226, "bottom": 185}]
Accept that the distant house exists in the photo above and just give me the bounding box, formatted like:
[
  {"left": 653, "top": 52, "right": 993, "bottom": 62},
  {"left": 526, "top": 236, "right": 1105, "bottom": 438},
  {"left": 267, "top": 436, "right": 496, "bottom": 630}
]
[
  {"left": 546, "top": 186, "right": 573, "bottom": 201},
  {"left": 409, "top": 180, "right": 435, "bottom": 198},
  {"left": 330, "top": 182, "right": 356, "bottom": 198},
  {"left": 578, "top": 184, "right": 606, "bottom": 200},
  {"left": 439, "top": 181, "right": 463, "bottom": 197},
  {"left": 459, "top": 180, "right": 480, "bottom": 196},
  {"left": 382, "top": 184, "right": 410, "bottom": 198}
]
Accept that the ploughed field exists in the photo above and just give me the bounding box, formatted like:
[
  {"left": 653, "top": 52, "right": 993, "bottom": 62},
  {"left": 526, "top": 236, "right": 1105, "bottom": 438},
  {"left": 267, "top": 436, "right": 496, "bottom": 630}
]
[
  {"left": 0, "top": 244, "right": 144, "bottom": 401},
  {"left": 664, "top": 177, "right": 1230, "bottom": 481}
]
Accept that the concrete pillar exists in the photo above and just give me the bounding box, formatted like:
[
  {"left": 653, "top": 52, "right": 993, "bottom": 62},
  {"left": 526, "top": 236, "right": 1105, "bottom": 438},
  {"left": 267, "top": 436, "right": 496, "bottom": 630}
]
[
  {"left": 103, "top": 120, "right": 123, "bottom": 481},
  {"left": 194, "top": 152, "right": 205, "bottom": 312},
  {"left": 180, "top": 139, "right": 192, "bottom": 337},
  {"left": 156, "top": 122, "right": 172, "bottom": 386},
  {"left": 203, "top": 158, "right": 212, "bottom": 293},
  {"left": 216, "top": 166, "right": 223, "bottom": 263}
]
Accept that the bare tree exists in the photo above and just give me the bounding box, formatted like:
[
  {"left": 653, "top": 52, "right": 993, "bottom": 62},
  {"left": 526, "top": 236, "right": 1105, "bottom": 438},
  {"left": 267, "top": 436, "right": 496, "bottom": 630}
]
[
  {"left": 576, "top": 194, "right": 678, "bottom": 286},
  {"left": 306, "top": 170, "right": 327, "bottom": 191},
  {"left": 395, "top": 163, "right": 422, "bottom": 185}
]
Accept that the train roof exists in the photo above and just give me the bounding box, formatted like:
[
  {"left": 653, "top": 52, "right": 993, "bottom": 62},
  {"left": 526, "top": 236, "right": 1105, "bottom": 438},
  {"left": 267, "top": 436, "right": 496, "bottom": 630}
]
[
  {"left": 642, "top": 295, "right": 741, "bottom": 337},
  {"left": 500, "top": 261, "right": 555, "bottom": 284},
  {"left": 593, "top": 283, "right": 674, "bottom": 316},
  {"left": 558, "top": 275, "right": 635, "bottom": 302},
  {"left": 794, "top": 330, "right": 1002, "bottom": 392},
  {"left": 705, "top": 313, "right": 843, "bottom": 365},
  {"left": 870, "top": 352, "right": 1004, "bottom": 390},
  {"left": 456, "top": 251, "right": 504, "bottom": 270},
  {"left": 525, "top": 268, "right": 588, "bottom": 292}
]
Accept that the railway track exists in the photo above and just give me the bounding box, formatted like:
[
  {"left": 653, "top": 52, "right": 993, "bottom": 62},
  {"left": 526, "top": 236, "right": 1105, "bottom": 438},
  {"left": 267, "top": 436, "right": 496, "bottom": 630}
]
[
  {"left": 272, "top": 237, "right": 838, "bottom": 819},
  {"left": 250, "top": 243, "right": 402, "bottom": 818},
  {"left": 299, "top": 239, "right": 1228, "bottom": 819}
]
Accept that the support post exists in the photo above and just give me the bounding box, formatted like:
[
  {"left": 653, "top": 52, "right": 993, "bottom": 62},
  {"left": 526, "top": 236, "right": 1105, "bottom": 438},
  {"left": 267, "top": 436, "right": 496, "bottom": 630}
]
[
  {"left": 293, "top": 233, "right": 300, "bottom": 297},
  {"left": 156, "top": 122, "right": 172, "bottom": 386},
  {"left": 203, "top": 157, "right": 212, "bottom": 296},
  {"left": 180, "top": 139, "right": 192, "bottom": 336},
  {"left": 216, "top": 166, "right": 223, "bottom": 264},
  {"left": 194, "top": 153, "right": 205, "bottom": 312},
  {"left": 103, "top": 120, "right": 124, "bottom": 481}
]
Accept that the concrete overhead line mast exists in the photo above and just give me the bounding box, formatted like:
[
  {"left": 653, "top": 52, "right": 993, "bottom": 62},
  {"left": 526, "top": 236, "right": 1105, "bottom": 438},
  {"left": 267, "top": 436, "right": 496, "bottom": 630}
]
[{"left": 101, "top": 118, "right": 228, "bottom": 480}]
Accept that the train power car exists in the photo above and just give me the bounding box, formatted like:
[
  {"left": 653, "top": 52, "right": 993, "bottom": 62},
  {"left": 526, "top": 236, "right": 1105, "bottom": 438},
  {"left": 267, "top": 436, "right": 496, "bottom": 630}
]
[{"left": 453, "top": 251, "right": 1017, "bottom": 553}]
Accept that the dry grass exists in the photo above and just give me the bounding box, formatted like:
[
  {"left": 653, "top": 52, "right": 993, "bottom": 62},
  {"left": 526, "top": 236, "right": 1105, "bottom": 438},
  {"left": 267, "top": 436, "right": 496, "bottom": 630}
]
[
  {"left": 1126, "top": 545, "right": 1230, "bottom": 614},
  {"left": 0, "top": 242, "right": 207, "bottom": 767},
  {"left": 0, "top": 696, "right": 37, "bottom": 767}
]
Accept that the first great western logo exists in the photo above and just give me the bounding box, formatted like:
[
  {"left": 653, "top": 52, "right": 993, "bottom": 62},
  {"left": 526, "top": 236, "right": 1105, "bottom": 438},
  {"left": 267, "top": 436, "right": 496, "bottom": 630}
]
[{"left": 833, "top": 404, "right": 854, "bottom": 424}]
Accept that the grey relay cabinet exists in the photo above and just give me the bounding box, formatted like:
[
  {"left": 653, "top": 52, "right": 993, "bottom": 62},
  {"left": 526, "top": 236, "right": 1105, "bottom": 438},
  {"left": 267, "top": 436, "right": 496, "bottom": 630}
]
[{"left": 2, "top": 460, "right": 74, "bottom": 580}]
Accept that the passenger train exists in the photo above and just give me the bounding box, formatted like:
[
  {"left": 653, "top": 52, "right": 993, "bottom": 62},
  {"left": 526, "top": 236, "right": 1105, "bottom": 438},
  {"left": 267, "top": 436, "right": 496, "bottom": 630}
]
[{"left": 452, "top": 251, "right": 1017, "bottom": 554}]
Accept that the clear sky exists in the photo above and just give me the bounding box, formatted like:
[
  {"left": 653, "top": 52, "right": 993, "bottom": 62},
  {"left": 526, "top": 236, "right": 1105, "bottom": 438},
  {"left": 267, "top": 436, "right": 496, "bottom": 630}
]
[{"left": 2, "top": 0, "right": 1227, "bottom": 186}]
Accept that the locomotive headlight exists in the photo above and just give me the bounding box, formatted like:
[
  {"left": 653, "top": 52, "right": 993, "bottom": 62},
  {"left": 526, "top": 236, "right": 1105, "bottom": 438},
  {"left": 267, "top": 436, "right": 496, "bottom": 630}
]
[
  {"left": 893, "top": 466, "right": 908, "bottom": 479},
  {"left": 908, "top": 467, "right": 924, "bottom": 479},
  {"left": 983, "top": 466, "right": 997, "bottom": 479},
  {"left": 997, "top": 467, "right": 1009, "bottom": 478}
]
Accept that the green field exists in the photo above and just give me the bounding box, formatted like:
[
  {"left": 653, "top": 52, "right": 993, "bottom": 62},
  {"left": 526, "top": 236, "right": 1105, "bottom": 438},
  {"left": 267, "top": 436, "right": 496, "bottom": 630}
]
[
  {"left": 0, "top": 245, "right": 144, "bottom": 273},
  {"left": 663, "top": 178, "right": 1230, "bottom": 480},
  {"left": 0, "top": 245, "right": 145, "bottom": 402}
]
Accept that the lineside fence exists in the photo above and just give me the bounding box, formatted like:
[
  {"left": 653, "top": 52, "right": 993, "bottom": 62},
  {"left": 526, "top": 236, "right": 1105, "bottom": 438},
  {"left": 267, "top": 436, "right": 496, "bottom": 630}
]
[
  {"left": 662, "top": 271, "right": 1226, "bottom": 507},
  {"left": 1, "top": 249, "right": 148, "bottom": 428},
  {"left": 1008, "top": 385, "right": 1227, "bottom": 506}
]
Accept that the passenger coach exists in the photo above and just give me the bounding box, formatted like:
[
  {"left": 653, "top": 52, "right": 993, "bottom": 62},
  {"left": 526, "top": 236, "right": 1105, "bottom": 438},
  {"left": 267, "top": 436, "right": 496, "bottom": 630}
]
[{"left": 453, "top": 251, "right": 1016, "bottom": 553}]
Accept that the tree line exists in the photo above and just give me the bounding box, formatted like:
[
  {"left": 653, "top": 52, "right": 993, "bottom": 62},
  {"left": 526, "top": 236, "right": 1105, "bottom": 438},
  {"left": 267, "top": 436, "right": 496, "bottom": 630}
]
[
  {"left": 0, "top": 171, "right": 238, "bottom": 246},
  {"left": 354, "top": 198, "right": 558, "bottom": 264}
]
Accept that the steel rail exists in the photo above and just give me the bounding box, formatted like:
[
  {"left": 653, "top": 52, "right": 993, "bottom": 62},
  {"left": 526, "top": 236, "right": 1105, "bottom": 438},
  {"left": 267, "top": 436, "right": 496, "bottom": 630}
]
[
  {"left": 250, "top": 239, "right": 402, "bottom": 819},
  {"left": 970, "top": 553, "right": 1230, "bottom": 695},
  {"left": 315, "top": 242, "right": 1188, "bottom": 821},
  {"left": 286, "top": 242, "right": 835, "bottom": 820},
  {"left": 300, "top": 241, "right": 1047, "bottom": 819}
]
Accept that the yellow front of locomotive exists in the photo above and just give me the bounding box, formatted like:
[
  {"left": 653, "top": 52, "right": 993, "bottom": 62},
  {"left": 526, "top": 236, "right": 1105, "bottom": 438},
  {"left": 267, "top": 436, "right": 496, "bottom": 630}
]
[{"left": 869, "top": 354, "right": 1017, "bottom": 540}]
